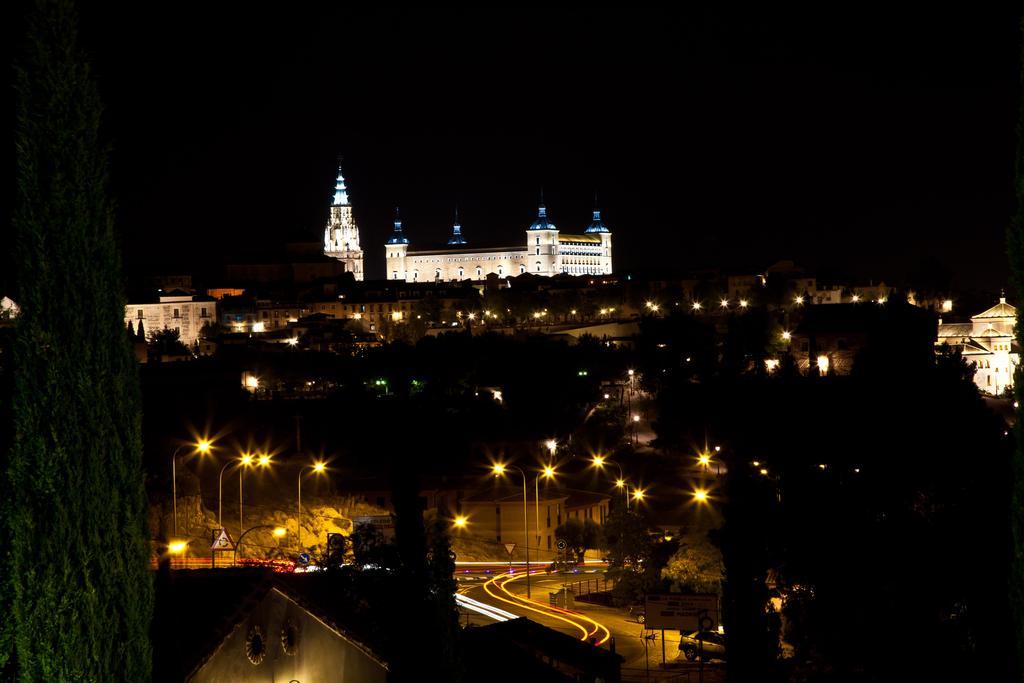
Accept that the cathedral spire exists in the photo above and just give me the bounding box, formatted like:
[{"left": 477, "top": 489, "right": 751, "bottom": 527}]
[
  {"left": 332, "top": 161, "right": 349, "bottom": 206},
  {"left": 448, "top": 205, "right": 467, "bottom": 245}
]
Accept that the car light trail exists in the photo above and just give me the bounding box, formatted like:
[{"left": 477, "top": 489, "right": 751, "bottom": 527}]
[
  {"left": 500, "top": 572, "right": 612, "bottom": 646},
  {"left": 455, "top": 593, "right": 518, "bottom": 622},
  {"left": 481, "top": 571, "right": 611, "bottom": 646},
  {"left": 483, "top": 572, "right": 590, "bottom": 639}
]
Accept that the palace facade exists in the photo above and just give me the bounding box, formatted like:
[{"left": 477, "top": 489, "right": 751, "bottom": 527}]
[{"left": 384, "top": 203, "right": 613, "bottom": 282}]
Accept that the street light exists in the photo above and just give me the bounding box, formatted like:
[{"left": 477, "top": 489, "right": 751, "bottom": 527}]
[
  {"left": 453, "top": 515, "right": 468, "bottom": 529},
  {"left": 631, "top": 488, "right": 646, "bottom": 502},
  {"left": 592, "top": 456, "right": 629, "bottom": 510},
  {"left": 693, "top": 489, "right": 709, "bottom": 503},
  {"left": 172, "top": 439, "right": 213, "bottom": 537},
  {"left": 492, "top": 463, "right": 532, "bottom": 598},
  {"left": 698, "top": 453, "right": 711, "bottom": 470},
  {"left": 297, "top": 462, "right": 328, "bottom": 549},
  {"left": 534, "top": 465, "right": 556, "bottom": 549},
  {"left": 545, "top": 439, "right": 557, "bottom": 456},
  {"left": 167, "top": 540, "right": 188, "bottom": 555},
  {"left": 237, "top": 452, "right": 271, "bottom": 534}
]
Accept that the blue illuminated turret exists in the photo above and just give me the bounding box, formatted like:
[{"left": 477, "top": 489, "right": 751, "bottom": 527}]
[
  {"left": 332, "top": 165, "right": 349, "bottom": 206},
  {"left": 386, "top": 207, "right": 409, "bottom": 245},
  {"left": 447, "top": 207, "right": 467, "bottom": 245},
  {"left": 585, "top": 208, "right": 610, "bottom": 234},
  {"left": 528, "top": 200, "right": 556, "bottom": 231}
]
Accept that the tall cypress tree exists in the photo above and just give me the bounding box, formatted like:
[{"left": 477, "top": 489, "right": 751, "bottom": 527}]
[
  {"left": 1009, "top": 19, "right": 1024, "bottom": 682},
  {"left": 2, "top": 0, "right": 152, "bottom": 679}
]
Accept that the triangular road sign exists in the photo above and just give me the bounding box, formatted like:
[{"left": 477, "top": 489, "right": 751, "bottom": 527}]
[
  {"left": 211, "top": 527, "right": 236, "bottom": 550},
  {"left": 504, "top": 543, "right": 517, "bottom": 556}
]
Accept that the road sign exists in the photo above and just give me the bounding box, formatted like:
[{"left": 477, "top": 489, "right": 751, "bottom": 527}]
[
  {"left": 297, "top": 552, "right": 311, "bottom": 566},
  {"left": 504, "top": 543, "right": 517, "bottom": 556},
  {"left": 210, "top": 527, "right": 235, "bottom": 551},
  {"left": 556, "top": 539, "right": 568, "bottom": 551},
  {"left": 644, "top": 593, "right": 719, "bottom": 631}
]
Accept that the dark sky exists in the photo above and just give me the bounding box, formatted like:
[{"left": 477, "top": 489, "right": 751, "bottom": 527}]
[{"left": 7, "top": 6, "right": 1022, "bottom": 289}]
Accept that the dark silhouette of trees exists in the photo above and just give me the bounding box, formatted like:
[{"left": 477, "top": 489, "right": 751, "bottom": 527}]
[
  {"left": 1008, "top": 21, "right": 1024, "bottom": 682},
  {"left": 2, "top": 1, "right": 152, "bottom": 678}
]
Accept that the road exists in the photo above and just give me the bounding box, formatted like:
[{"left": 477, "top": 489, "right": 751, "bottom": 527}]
[{"left": 459, "top": 569, "right": 725, "bottom": 682}]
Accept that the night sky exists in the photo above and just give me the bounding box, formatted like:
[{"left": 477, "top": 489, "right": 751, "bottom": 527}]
[{"left": 5, "top": 6, "right": 1021, "bottom": 290}]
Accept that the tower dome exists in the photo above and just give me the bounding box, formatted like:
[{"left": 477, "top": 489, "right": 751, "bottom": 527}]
[
  {"left": 528, "top": 202, "right": 556, "bottom": 231},
  {"left": 386, "top": 207, "right": 409, "bottom": 245},
  {"left": 585, "top": 208, "right": 610, "bottom": 234}
]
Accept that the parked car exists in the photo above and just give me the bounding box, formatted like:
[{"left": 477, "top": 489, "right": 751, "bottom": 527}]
[
  {"left": 679, "top": 630, "right": 726, "bottom": 661},
  {"left": 628, "top": 605, "right": 645, "bottom": 624}
]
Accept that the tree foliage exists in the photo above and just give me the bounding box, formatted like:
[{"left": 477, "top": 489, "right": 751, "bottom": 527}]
[
  {"left": 2, "top": 1, "right": 152, "bottom": 678},
  {"left": 554, "top": 517, "right": 603, "bottom": 564}
]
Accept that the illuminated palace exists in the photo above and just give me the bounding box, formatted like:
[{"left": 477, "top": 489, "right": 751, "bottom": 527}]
[
  {"left": 384, "top": 201, "right": 613, "bottom": 282},
  {"left": 322, "top": 164, "right": 613, "bottom": 281}
]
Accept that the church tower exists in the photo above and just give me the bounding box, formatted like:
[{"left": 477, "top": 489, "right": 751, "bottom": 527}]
[{"left": 323, "top": 163, "right": 364, "bottom": 280}]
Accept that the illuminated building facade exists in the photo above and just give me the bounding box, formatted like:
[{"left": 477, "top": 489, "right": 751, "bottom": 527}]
[
  {"left": 384, "top": 201, "right": 613, "bottom": 282},
  {"left": 323, "top": 165, "right": 364, "bottom": 281},
  {"left": 124, "top": 292, "right": 217, "bottom": 346},
  {"left": 936, "top": 296, "right": 1019, "bottom": 395}
]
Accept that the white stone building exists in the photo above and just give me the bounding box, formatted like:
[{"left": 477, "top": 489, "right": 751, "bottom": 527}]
[
  {"left": 125, "top": 293, "right": 216, "bottom": 346},
  {"left": 322, "top": 165, "right": 364, "bottom": 281},
  {"left": 384, "top": 202, "right": 613, "bottom": 282},
  {"left": 936, "top": 296, "right": 1018, "bottom": 395}
]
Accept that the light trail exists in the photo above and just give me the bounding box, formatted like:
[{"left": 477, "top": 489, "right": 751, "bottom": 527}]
[
  {"left": 455, "top": 593, "right": 514, "bottom": 622},
  {"left": 481, "top": 571, "right": 612, "bottom": 646},
  {"left": 482, "top": 571, "right": 590, "bottom": 639},
  {"left": 500, "top": 572, "right": 612, "bottom": 646}
]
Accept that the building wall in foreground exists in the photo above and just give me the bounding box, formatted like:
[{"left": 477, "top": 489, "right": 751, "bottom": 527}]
[{"left": 191, "top": 588, "right": 387, "bottom": 683}]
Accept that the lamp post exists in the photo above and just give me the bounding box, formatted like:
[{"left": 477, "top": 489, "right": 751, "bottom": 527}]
[
  {"left": 592, "top": 455, "right": 629, "bottom": 510},
  {"left": 493, "top": 463, "right": 532, "bottom": 598},
  {"left": 535, "top": 465, "right": 556, "bottom": 548},
  {"left": 172, "top": 440, "right": 211, "bottom": 537},
  {"left": 297, "top": 462, "right": 327, "bottom": 549},
  {"left": 217, "top": 457, "right": 241, "bottom": 529}
]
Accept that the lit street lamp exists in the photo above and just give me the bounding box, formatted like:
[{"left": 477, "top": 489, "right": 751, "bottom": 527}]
[
  {"left": 233, "top": 452, "right": 271, "bottom": 534},
  {"left": 493, "top": 463, "right": 532, "bottom": 598},
  {"left": 172, "top": 439, "right": 211, "bottom": 537},
  {"left": 592, "top": 456, "right": 629, "bottom": 510},
  {"left": 297, "top": 462, "right": 327, "bottom": 549},
  {"left": 534, "top": 465, "right": 556, "bottom": 548}
]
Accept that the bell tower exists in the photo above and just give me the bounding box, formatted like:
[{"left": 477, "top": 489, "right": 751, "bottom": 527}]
[{"left": 323, "top": 162, "right": 364, "bottom": 280}]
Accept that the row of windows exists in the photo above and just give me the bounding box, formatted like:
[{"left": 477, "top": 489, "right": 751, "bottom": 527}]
[{"left": 135, "top": 307, "right": 210, "bottom": 319}]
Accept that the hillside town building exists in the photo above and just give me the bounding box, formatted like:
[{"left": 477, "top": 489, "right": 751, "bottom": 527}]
[{"left": 936, "top": 296, "right": 1019, "bottom": 395}]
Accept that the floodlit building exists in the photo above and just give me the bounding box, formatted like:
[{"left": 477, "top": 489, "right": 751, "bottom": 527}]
[
  {"left": 124, "top": 291, "right": 216, "bottom": 346},
  {"left": 936, "top": 296, "right": 1019, "bottom": 395},
  {"left": 322, "top": 164, "right": 364, "bottom": 281},
  {"left": 384, "top": 201, "right": 613, "bottom": 282}
]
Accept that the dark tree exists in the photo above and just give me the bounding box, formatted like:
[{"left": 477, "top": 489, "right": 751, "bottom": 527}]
[
  {"left": 1010, "top": 19, "right": 1024, "bottom": 678},
  {"left": 1, "top": 1, "right": 152, "bottom": 678}
]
